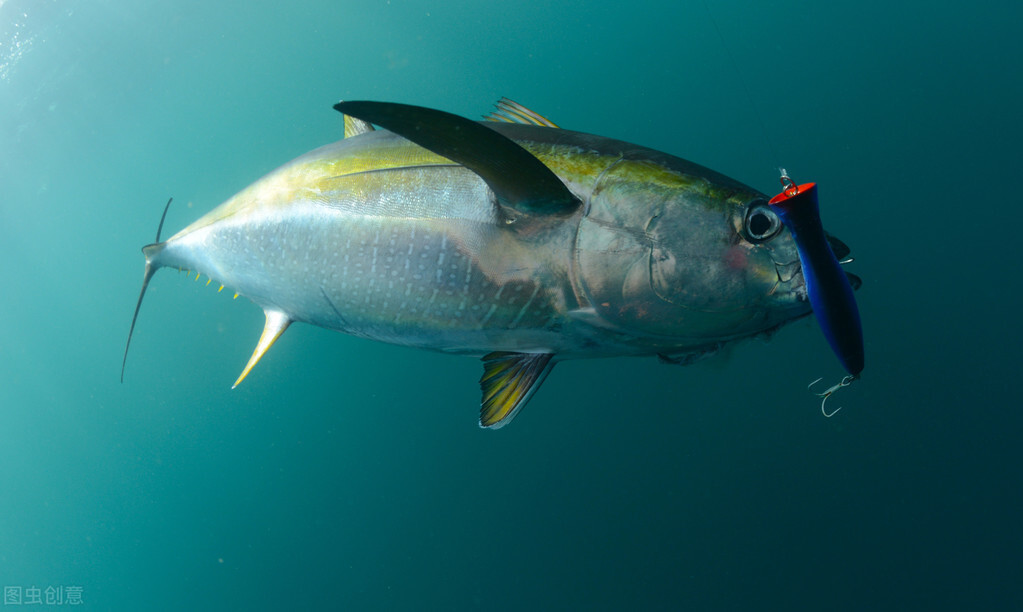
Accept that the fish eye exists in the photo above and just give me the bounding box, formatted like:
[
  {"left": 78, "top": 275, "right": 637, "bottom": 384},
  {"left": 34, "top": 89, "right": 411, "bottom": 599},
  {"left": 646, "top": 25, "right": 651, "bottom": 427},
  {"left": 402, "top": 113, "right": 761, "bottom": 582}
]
[{"left": 744, "top": 201, "right": 781, "bottom": 243}]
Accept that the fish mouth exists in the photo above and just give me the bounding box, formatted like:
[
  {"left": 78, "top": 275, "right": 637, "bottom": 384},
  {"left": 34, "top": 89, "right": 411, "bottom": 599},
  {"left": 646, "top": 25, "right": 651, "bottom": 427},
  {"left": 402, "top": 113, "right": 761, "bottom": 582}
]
[
  {"left": 773, "top": 258, "right": 807, "bottom": 302},
  {"left": 772, "top": 233, "right": 862, "bottom": 303}
]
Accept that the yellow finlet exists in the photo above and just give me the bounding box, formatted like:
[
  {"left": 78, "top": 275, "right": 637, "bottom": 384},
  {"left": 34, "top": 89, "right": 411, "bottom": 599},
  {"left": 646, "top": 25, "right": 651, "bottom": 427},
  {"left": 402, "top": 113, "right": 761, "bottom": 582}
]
[
  {"left": 233, "top": 292, "right": 239, "bottom": 299},
  {"left": 206, "top": 278, "right": 212, "bottom": 286},
  {"left": 232, "top": 309, "right": 292, "bottom": 389}
]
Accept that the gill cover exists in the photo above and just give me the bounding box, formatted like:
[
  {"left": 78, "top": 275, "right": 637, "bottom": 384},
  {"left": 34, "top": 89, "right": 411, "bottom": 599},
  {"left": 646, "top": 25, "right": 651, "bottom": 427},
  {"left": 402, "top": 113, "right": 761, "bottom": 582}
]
[
  {"left": 574, "top": 177, "right": 786, "bottom": 341},
  {"left": 768, "top": 180, "right": 864, "bottom": 376}
]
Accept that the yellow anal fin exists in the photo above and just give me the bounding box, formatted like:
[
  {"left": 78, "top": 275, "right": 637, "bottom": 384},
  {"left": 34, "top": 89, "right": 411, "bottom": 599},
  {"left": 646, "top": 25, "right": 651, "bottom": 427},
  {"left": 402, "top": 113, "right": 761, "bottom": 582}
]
[
  {"left": 232, "top": 309, "right": 292, "bottom": 389},
  {"left": 344, "top": 114, "right": 375, "bottom": 138},
  {"left": 484, "top": 97, "right": 560, "bottom": 128},
  {"left": 479, "top": 351, "right": 555, "bottom": 429}
]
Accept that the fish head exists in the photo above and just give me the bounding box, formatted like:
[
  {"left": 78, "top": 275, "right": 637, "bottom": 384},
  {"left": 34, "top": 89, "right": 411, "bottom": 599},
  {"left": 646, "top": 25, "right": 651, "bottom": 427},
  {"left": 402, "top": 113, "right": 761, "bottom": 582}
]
[{"left": 573, "top": 163, "right": 812, "bottom": 350}]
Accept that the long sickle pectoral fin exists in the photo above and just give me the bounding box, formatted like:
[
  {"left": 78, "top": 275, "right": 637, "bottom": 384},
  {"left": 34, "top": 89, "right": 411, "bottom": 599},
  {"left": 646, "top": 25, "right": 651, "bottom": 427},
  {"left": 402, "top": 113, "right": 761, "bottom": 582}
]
[
  {"left": 232, "top": 309, "right": 292, "bottom": 389},
  {"left": 479, "top": 352, "right": 555, "bottom": 429},
  {"left": 333, "top": 101, "right": 579, "bottom": 217}
]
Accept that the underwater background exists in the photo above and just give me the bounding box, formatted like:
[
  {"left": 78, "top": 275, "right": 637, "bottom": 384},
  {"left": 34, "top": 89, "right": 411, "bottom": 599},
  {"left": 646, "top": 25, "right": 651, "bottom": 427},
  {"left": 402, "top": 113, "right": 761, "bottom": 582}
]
[{"left": 1, "top": 0, "right": 1020, "bottom": 609}]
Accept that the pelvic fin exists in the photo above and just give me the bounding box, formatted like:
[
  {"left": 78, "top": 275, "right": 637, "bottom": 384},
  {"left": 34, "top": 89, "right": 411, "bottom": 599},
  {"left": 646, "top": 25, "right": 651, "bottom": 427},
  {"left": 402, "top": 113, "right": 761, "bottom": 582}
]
[{"left": 479, "top": 351, "right": 555, "bottom": 429}]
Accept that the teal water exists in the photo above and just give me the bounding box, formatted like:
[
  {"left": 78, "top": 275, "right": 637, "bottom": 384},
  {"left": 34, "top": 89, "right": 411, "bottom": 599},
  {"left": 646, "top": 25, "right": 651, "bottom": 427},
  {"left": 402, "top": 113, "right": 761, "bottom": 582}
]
[{"left": 2, "top": 0, "right": 1020, "bottom": 609}]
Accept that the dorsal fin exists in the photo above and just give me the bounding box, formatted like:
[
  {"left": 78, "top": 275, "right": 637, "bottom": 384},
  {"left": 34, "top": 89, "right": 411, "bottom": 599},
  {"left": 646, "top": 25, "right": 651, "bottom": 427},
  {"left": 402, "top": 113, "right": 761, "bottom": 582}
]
[
  {"left": 343, "top": 114, "right": 375, "bottom": 138},
  {"left": 484, "top": 97, "right": 560, "bottom": 128},
  {"left": 332, "top": 101, "right": 579, "bottom": 216}
]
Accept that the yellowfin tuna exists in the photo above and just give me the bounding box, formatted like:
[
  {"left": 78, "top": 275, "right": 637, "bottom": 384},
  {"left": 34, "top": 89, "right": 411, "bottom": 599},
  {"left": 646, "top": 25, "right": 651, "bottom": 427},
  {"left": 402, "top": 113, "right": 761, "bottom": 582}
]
[{"left": 123, "top": 99, "right": 850, "bottom": 428}]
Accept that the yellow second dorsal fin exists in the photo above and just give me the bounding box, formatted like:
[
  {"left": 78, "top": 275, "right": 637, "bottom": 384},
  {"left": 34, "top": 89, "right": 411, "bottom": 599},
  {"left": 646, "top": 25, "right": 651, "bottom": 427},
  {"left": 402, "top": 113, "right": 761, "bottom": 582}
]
[
  {"left": 232, "top": 309, "right": 291, "bottom": 388},
  {"left": 484, "top": 97, "right": 560, "bottom": 128},
  {"left": 344, "top": 114, "right": 375, "bottom": 138}
]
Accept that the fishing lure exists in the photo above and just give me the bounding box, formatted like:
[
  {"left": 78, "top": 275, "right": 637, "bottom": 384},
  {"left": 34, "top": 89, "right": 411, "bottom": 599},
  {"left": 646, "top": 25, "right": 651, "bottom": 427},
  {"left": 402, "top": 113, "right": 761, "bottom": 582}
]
[{"left": 769, "top": 172, "right": 863, "bottom": 415}]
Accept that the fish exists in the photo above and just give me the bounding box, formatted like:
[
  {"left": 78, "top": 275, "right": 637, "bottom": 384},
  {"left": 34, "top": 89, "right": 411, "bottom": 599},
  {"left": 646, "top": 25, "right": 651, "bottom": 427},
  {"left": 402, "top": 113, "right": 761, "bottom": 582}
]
[{"left": 123, "top": 98, "right": 856, "bottom": 428}]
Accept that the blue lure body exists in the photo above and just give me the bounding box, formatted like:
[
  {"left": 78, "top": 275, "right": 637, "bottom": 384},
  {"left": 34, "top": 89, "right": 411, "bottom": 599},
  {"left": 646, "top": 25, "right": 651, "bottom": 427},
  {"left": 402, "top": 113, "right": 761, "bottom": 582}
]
[{"left": 769, "top": 182, "right": 864, "bottom": 376}]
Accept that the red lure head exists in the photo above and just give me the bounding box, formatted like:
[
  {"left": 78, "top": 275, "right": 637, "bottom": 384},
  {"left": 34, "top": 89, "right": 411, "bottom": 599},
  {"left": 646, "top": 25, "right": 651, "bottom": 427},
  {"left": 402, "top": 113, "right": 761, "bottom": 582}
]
[{"left": 768, "top": 181, "right": 818, "bottom": 215}]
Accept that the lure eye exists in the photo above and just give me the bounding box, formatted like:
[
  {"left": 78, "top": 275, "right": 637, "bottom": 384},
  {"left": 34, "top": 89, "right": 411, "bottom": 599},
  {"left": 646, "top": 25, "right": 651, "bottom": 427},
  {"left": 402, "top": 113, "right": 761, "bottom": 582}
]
[{"left": 744, "top": 201, "right": 782, "bottom": 243}]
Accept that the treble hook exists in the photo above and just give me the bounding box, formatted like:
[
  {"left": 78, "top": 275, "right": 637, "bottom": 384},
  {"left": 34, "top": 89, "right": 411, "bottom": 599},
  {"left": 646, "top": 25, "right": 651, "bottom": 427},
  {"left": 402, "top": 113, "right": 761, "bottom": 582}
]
[{"left": 807, "top": 375, "right": 857, "bottom": 417}]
